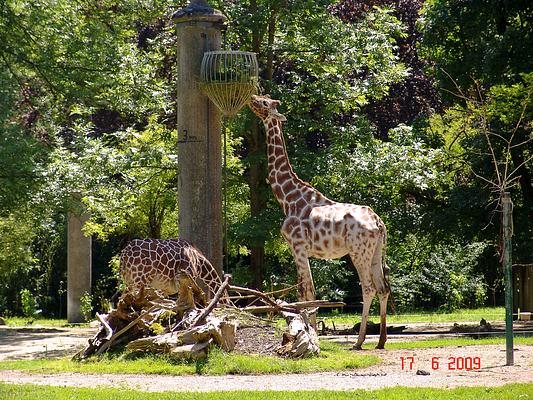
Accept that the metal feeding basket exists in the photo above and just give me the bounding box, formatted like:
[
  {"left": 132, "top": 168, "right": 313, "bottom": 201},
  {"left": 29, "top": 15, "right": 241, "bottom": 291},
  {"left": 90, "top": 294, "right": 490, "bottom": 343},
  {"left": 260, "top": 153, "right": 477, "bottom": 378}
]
[{"left": 200, "top": 51, "right": 259, "bottom": 117}]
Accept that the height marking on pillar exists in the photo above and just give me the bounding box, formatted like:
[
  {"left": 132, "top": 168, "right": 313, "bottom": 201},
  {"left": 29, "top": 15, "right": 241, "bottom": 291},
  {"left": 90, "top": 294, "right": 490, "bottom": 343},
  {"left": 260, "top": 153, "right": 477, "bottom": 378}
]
[{"left": 178, "top": 129, "right": 203, "bottom": 143}]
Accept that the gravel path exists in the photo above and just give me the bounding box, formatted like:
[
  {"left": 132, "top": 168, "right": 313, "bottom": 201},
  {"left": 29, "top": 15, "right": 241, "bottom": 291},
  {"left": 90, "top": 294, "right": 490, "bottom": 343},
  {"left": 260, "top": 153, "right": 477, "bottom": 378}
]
[{"left": 1, "top": 344, "right": 533, "bottom": 391}]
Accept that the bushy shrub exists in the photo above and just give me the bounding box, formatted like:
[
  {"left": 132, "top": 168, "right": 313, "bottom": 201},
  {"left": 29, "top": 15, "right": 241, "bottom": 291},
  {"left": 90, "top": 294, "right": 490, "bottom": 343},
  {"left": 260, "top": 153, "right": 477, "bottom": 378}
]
[
  {"left": 390, "top": 237, "right": 487, "bottom": 311},
  {"left": 20, "top": 289, "right": 38, "bottom": 318},
  {"left": 80, "top": 292, "right": 93, "bottom": 322},
  {"left": 0, "top": 215, "right": 38, "bottom": 315}
]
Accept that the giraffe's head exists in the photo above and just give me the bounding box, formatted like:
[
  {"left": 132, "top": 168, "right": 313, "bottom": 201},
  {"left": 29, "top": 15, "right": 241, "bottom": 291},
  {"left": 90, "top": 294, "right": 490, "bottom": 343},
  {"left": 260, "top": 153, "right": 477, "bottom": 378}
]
[{"left": 249, "top": 95, "right": 287, "bottom": 122}]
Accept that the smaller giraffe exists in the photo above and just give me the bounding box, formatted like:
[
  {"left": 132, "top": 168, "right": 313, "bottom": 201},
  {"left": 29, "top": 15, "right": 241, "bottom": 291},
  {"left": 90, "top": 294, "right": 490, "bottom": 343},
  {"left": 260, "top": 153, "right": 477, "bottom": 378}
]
[{"left": 119, "top": 238, "right": 225, "bottom": 303}]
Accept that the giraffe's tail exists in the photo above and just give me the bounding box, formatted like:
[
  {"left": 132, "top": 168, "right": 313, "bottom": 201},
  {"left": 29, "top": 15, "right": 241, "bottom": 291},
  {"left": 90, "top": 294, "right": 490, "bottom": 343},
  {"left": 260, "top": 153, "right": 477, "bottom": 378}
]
[{"left": 381, "top": 224, "right": 396, "bottom": 314}]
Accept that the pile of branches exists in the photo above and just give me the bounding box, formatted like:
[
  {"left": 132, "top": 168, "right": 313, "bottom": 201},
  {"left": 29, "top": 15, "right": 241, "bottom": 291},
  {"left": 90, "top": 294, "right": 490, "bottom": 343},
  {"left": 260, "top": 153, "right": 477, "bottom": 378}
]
[{"left": 75, "top": 274, "right": 344, "bottom": 360}]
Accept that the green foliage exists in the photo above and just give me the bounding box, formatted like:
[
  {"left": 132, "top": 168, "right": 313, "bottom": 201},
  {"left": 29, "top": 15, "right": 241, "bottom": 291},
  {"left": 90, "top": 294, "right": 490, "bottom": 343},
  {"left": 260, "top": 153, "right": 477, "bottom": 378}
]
[
  {"left": 421, "top": 0, "right": 533, "bottom": 91},
  {"left": 1, "top": 0, "right": 529, "bottom": 316},
  {"left": 79, "top": 292, "right": 93, "bottom": 322},
  {"left": 0, "top": 0, "right": 178, "bottom": 315},
  {"left": 417, "top": 1, "right": 532, "bottom": 305},
  {"left": 278, "top": 6, "right": 407, "bottom": 111},
  {"left": 0, "top": 215, "right": 37, "bottom": 314},
  {"left": 80, "top": 122, "right": 178, "bottom": 240},
  {"left": 149, "top": 323, "right": 166, "bottom": 336},
  {"left": 426, "top": 72, "right": 532, "bottom": 266},
  {"left": 19, "top": 289, "right": 38, "bottom": 318},
  {"left": 390, "top": 238, "right": 487, "bottom": 311},
  {"left": 310, "top": 259, "right": 353, "bottom": 302}
]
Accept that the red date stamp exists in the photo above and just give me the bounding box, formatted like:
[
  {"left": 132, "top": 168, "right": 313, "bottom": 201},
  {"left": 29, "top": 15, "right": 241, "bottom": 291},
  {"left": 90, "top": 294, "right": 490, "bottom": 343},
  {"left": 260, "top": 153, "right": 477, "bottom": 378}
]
[{"left": 400, "top": 356, "right": 481, "bottom": 371}]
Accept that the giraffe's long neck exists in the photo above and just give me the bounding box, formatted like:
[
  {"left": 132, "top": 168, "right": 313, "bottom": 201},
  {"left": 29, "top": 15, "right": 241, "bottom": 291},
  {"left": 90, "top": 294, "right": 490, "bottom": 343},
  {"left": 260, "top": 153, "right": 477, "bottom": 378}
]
[{"left": 264, "top": 117, "right": 332, "bottom": 215}]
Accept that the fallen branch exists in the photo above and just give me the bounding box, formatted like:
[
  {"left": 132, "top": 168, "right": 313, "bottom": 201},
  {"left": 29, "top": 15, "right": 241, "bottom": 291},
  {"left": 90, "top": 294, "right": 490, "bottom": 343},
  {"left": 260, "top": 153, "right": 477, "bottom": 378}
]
[
  {"left": 243, "top": 300, "right": 345, "bottom": 314},
  {"left": 287, "top": 300, "right": 345, "bottom": 309},
  {"left": 228, "top": 283, "right": 299, "bottom": 300},
  {"left": 95, "top": 305, "right": 158, "bottom": 356},
  {"left": 229, "top": 285, "right": 281, "bottom": 309},
  {"left": 96, "top": 312, "right": 113, "bottom": 341},
  {"left": 189, "top": 274, "right": 232, "bottom": 328}
]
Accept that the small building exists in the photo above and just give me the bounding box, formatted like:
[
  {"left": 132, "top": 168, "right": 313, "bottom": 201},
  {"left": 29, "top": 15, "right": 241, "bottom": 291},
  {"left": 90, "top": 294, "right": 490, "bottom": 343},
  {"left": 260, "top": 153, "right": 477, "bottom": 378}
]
[{"left": 513, "top": 264, "right": 533, "bottom": 320}]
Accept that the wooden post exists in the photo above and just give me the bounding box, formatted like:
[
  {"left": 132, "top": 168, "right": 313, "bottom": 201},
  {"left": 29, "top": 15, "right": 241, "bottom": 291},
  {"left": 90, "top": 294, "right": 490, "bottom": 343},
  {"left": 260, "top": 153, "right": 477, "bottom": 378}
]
[
  {"left": 173, "top": 0, "right": 226, "bottom": 276},
  {"left": 502, "top": 192, "right": 514, "bottom": 366}
]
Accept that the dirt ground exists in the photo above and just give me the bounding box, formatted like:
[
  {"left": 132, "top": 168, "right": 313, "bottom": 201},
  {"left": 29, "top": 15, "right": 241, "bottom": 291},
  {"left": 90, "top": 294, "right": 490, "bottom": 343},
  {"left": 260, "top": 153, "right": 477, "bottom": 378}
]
[
  {"left": 0, "top": 326, "right": 96, "bottom": 360},
  {"left": 1, "top": 323, "right": 533, "bottom": 391}
]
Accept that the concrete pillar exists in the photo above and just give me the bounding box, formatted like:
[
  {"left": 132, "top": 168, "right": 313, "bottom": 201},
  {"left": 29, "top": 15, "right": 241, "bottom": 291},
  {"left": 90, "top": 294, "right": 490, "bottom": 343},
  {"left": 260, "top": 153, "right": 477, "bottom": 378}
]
[
  {"left": 67, "top": 210, "right": 92, "bottom": 323},
  {"left": 173, "top": 0, "right": 226, "bottom": 276}
]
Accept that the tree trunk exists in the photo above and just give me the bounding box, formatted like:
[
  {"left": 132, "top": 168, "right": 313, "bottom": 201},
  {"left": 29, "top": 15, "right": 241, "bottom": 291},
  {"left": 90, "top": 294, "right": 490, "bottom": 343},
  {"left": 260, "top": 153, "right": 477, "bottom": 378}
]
[
  {"left": 245, "top": 0, "right": 278, "bottom": 291},
  {"left": 248, "top": 118, "right": 268, "bottom": 290}
]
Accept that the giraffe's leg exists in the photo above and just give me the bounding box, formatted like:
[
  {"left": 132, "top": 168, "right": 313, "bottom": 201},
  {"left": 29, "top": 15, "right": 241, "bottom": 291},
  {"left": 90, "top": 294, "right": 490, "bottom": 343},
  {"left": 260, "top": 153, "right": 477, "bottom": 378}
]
[
  {"left": 370, "top": 236, "right": 390, "bottom": 349},
  {"left": 376, "top": 291, "right": 389, "bottom": 349},
  {"left": 290, "top": 246, "right": 317, "bottom": 328},
  {"left": 354, "top": 285, "right": 376, "bottom": 350},
  {"left": 350, "top": 252, "right": 375, "bottom": 350},
  {"left": 287, "top": 243, "right": 315, "bottom": 302}
]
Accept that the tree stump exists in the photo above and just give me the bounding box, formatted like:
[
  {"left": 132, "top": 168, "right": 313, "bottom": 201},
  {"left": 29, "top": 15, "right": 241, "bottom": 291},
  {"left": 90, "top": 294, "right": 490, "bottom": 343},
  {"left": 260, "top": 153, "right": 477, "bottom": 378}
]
[{"left": 277, "top": 311, "right": 320, "bottom": 358}]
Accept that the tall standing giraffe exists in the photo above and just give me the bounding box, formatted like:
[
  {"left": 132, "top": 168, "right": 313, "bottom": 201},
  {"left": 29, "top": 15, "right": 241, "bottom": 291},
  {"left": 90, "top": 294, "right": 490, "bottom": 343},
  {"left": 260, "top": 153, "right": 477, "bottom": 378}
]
[{"left": 248, "top": 95, "right": 391, "bottom": 349}]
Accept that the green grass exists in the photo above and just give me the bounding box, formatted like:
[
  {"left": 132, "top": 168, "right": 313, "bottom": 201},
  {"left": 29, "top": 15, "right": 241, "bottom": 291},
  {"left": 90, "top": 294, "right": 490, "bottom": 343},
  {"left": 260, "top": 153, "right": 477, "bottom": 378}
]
[
  {"left": 1, "top": 384, "right": 532, "bottom": 400},
  {"left": 359, "top": 335, "right": 533, "bottom": 350},
  {"left": 2, "top": 317, "right": 88, "bottom": 328},
  {"left": 0, "top": 341, "right": 379, "bottom": 375},
  {"left": 319, "top": 307, "right": 505, "bottom": 327},
  {"left": 200, "top": 341, "right": 378, "bottom": 374},
  {"left": 0, "top": 354, "right": 197, "bottom": 375}
]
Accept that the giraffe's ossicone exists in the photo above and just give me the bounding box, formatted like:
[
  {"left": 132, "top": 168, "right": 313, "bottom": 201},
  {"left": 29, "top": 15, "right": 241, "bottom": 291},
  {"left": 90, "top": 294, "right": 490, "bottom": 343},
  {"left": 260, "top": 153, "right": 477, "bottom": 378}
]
[{"left": 119, "top": 238, "right": 224, "bottom": 302}]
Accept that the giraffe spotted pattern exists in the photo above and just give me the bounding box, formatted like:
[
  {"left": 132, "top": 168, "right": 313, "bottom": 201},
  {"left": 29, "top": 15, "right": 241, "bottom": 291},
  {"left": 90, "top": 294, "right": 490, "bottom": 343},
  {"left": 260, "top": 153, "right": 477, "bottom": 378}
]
[
  {"left": 119, "top": 238, "right": 224, "bottom": 302},
  {"left": 249, "top": 95, "right": 391, "bottom": 349}
]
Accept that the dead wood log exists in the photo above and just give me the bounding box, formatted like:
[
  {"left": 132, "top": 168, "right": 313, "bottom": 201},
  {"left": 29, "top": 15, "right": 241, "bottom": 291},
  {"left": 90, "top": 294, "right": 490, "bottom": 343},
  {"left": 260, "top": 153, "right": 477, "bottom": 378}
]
[
  {"left": 96, "top": 312, "right": 113, "bottom": 341},
  {"left": 127, "top": 315, "right": 238, "bottom": 355},
  {"left": 277, "top": 311, "right": 320, "bottom": 359},
  {"left": 182, "top": 317, "right": 238, "bottom": 351},
  {"left": 171, "top": 341, "right": 211, "bottom": 360},
  {"left": 75, "top": 289, "right": 174, "bottom": 359},
  {"left": 229, "top": 284, "right": 344, "bottom": 315},
  {"left": 75, "top": 278, "right": 239, "bottom": 360},
  {"left": 126, "top": 333, "right": 213, "bottom": 360},
  {"left": 94, "top": 305, "right": 158, "bottom": 356},
  {"left": 218, "top": 320, "right": 238, "bottom": 351},
  {"left": 75, "top": 277, "right": 342, "bottom": 361},
  {"left": 127, "top": 331, "right": 182, "bottom": 353}
]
